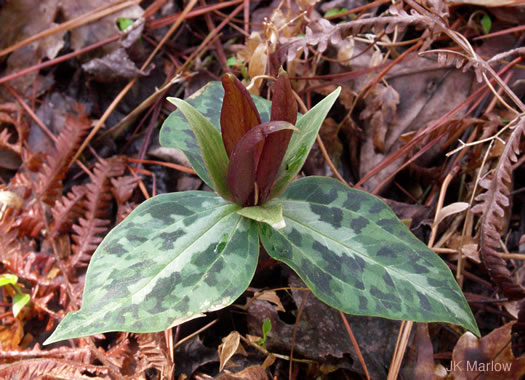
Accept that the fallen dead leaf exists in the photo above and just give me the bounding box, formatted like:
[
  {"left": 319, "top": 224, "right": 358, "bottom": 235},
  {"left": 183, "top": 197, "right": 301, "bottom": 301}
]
[
  {"left": 216, "top": 365, "right": 268, "bottom": 380},
  {"left": 0, "top": 319, "right": 24, "bottom": 350},
  {"left": 218, "top": 331, "right": 247, "bottom": 372},
  {"left": 450, "top": 322, "right": 525, "bottom": 380},
  {"left": 434, "top": 202, "right": 470, "bottom": 228},
  {"left": 252, "top": 290, "right": 285, "bottom": 312}
]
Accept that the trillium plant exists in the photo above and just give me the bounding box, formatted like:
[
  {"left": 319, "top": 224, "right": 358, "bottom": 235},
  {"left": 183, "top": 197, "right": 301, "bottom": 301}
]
[{"left": 45, "top": 70, "right": 479, "bottom": 345}]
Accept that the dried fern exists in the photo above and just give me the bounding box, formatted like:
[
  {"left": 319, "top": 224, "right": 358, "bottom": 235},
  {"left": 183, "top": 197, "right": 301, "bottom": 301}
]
[
  {"left": 0, "top": 216, "right": 30, "bottom": 275},
  {"left": 104, "top": 334, "right": 134, "bottom": 371},
  {"left": 337, "top": 6, "right": 435, "bottom": 36},
  {"left": 49, "top": 185, "right": 86, "bottom": 239},
  {"left": 34, "top": 108, "right": 92, "bottom": 205},
  {"left": 471, "top": 117, "right": 525, "bottom": 353},
  {"left": 0, "top": 124, "right": 21, "bottom": 156},
  {"left": 134, "top": 332, "right": 174, "bottom": 379},
  {"left": 0, "top": 358, "right": 111, "bottom": 379},
  {"left": 13, "top": 203, "right": 44, "bottom": 238},
  {"left": 471, "top": 119, "right": 525, "bottom": 300},
  {"left": 70, "top": 156, "right": 125, "bottom": 270}
]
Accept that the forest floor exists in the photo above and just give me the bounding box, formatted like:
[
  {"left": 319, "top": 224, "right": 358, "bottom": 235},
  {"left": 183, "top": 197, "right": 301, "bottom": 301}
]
[{"left": 0, "top": 0, "right": 525, "bottom": 379}]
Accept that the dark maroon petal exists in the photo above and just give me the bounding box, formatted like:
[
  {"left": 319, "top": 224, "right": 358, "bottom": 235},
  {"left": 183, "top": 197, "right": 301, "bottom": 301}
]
[
  {"left": 257, "top": 69, "right": 298, "bottom": 203},
  {"left": 220, "top": 73, "right": 262, "bottom": 158},
  {"left": 227, "top": 121, "right": 296, "bottom": 206},
  {"left": 270, "top": 68, "right": 298, "bottom": 125}
]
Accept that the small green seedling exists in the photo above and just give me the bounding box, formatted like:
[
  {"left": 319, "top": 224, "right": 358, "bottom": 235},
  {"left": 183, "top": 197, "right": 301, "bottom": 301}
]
[
  {"left": 117, "top": 17, "right": 135, "bottom": 31},
  {"left": 45, "top": 70, "right": 479, "bottom": 344},
  {"left": 226, "top": 57, "right": 239, "bottom": 67},
  {"left": 0, "top": 274, "right": 30, "bottom": 317},
  {"left": 481, "top": 14, "right": 492, "bottom": 35},
  {"left": 257, "top": 318, "right": 272, "bottom": 349}
]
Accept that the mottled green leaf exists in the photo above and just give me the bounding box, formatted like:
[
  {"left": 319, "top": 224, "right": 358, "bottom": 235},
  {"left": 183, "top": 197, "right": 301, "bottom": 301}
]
[
  {"left": 271, "top": 87, "right": 341, "bottom": 198},
  {"left": 237, "top": 202, "right": 285, "bottom": 230},
  {"left": 45, "top": 192, "right": 259, "bottom": 344},
  {"left": 167, "top": 97, "right": 231, "bottom": 200},
  {"left": 159, "top": 82, "right": 272, "bottom": 188},
  {"left": 259, "top": 177, "right": 479, "bottom": 336}
]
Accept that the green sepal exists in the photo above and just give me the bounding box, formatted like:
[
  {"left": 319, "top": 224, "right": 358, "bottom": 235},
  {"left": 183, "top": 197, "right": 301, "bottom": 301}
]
[
  {"left": 159, "top": 82, "right": 272, "bottom": 189},
  {"left": 45, "top": 191, "right": 259, "bottom": 344},
  {"left": 270, "top": 87, "right": 341, "bottom": 198},
  {"left": 237, "top": 202, "right": 285, "bottom": 230},
  {"left": 259, "top": 176, "right": 480, "bottom": 337},
  {"left": 167, "top": 97, "right": 231, "bottom": 199}
]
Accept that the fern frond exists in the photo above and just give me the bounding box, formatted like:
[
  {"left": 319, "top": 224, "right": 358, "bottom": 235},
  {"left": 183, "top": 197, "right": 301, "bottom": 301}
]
[
  {"left": 470, "top": 117, "right": 525, "bottom": 354},
  {"left": 34, "top": 108, "right": 91, "bottom": 205},
  {"left": 337, "top": 7, "right": 434, "bottom": 36},
  {"left": 110, "top": 175, "right": 138, "bottom": 205},
  {"left": 135, "top": 332, "right": 174, "bottom": 379},
  {"left": 0, "top": 217, "right": 26, "bottom": 270},
  {"left": 105, "top": 334, "right": 134, "bottom": 370},
  {"left": 70, "top": 156, "right": 125, "bottom": 269},
  {"left": 0, "top": 358, "right": 111, "bottom": 379},
  {"left": 471, "top": 118, "right": 525, "bottom": 301},
  {"left": 0, "top": 122, "right": 21, "bottom": 155},
  {"left": 12, "top": 203, "right": 44, "bottom": 238},
  {"left": 49, "top": 185, "right": 86, "bottom": 239}
]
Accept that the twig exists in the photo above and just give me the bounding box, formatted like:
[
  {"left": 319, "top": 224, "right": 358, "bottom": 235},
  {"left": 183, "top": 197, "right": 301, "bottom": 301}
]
[
  {"left": 238, "top": 335, "right": 314, "bottom": 363},
  {"left": 0, "top": 35, "right": 121, "bottom": 85},
  {"left": 324, "top": 0, "right": 390, "bottom": 20},
  {"left": 174, "top": 319, "right": 218, "bottom": 350},
  {"left": 387, "top": 320, "right": 413, "bottom": 380},
  {"left": 356, "top": 58, "right": 520, "bottom": 190},
  {"left": 428, "top": 165, "right": 460, "bottom": 249},
  {"left": 3, "top": 84, "right": 57, "bottom": 144},
  {"left": 147, "top": 0, "right": 245, "bottom": 30},
  {"left": 289, "top": 292, "right": 308, "bottom": 380},
  {"left": 340, "top": 312, "right": 370, "bottom": 380},
  {"left": 125, "top": 157, "right": 196, "bottom": 174}
]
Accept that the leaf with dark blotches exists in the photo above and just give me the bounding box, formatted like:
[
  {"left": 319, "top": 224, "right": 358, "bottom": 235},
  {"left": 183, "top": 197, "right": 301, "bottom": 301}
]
[
  {"left": 257, "top": 70, "right": 298, "bottom": 203},
  {"left": 220, "top": 73, "right": 262, "bottom": 158},
  {"left": 259, "top": 176, "right": 480, "bottom": 337},
  {"left": 227, "top": 121, "right": 296, "bottom": 206},
  {"left": 44, "top": 191, "right": 259, "bottom": 344}
]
